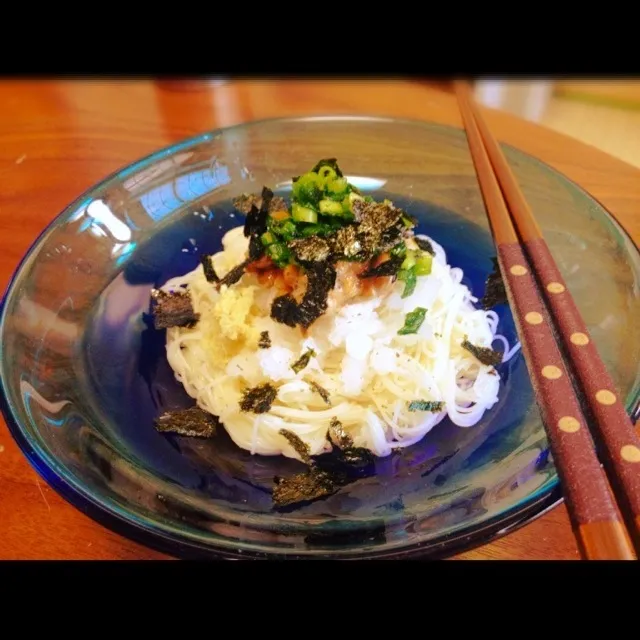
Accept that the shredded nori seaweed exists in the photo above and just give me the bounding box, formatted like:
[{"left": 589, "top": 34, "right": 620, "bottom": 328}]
[
  {"left": 309, "top": 380, "right": 331, "bottom": 405},
  {"left": 461, "top": 338, "right": 503, "bottom": 367},
  {"left": 415, "top": 237, "right": 435, "bottom": 256},
  {"left": 200, "top": 255, "right": 219, "bottom": 283},
  {"left": 332, "top": 225, "right": 363, "bottom": 259},
  {"left": 243, "top": 187, "right": 275, "bottom": 261},
  {"left": 359, "top": 255, "right": 404, "bottom": 279},
  {"left": 288, "top": 236, "right": 332, "bottom": 263},
  {"left": 240, "top": 382, "right": 278, "bottom": 414},
  {"left": 154, "top": 406, "right": 218, "bottom": 438},
  {"left": 234, "top": 190, "right": 286, "bottom": 216},
  {"left": 327, "top": 416, "right": 353, "bottom": 449},
  {"left": 408, "top": 400, "right": 445, "bottom": 412},
  {"left": 326, "top": 418, "right": 374, "bottom": 467},
  {"left": 279, "top": 428, "right": 312, "bottom": 464},
  {"left": 272, "top": 469, "right": 343, "bottom": 508},
  {"left": 291, "top": 348, "right": 316, "bottom": 374},
  {"left": 271, "top": 262, "right": 337, "bottom": 329},
  {"left": 481, "top": 257, "right": 508, "bottom": 309},
  {"left": 352, "top": 199, "right": 406, "bottom": 255},
  {"left": 150, "top": 289, "right": 200, "bottom": 330},
  {"left": 270, "top": 294, "right": 300, "bottom": 328},
  {"left": 258, "top": 330, "right": 271, "bottom": 349},
  {"left": 219, "top": 258, "right": 250, "bottom": 288}
]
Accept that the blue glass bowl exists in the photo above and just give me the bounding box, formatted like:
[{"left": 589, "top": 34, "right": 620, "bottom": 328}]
[{"left": 2, "top": 116, "right": 639, "bottom": 559}]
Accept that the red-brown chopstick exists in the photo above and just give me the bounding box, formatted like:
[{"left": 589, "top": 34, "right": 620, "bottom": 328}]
[
  {"left": 457, "top": 80, "right": 640, "bottom": 555},
  {"left": 454, "top": 80, "right": 637, "bottom": 560}
]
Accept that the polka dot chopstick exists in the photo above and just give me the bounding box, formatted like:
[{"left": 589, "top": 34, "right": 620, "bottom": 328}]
[{"left": 455, "top": 80, "right": 640, "bottom": 560}]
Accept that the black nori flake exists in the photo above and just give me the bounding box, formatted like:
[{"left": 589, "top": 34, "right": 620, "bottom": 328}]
[
  {"left": 150, "top": 289, "right": 200, "bottom": 330},
  {"left": 242, "top": 187, "right": 275, "bottom": 261},
  {"left": 234, "top": 190, "right": 286, "bottom": 216},
  {"left": 297, "top": 262, "right": 337, "bottom": 328},
  {"left": 326, "top": 418, "right": 375, "bottom": 467},
  {"left": 291, "top": 348, "right": 316, "bottom": 374},
  {"left": 258, "top": 330, "right": 271, "bottom": 349},
  {"left": 201, "top": 255, "right": 219, "bottom": 283},
  {"left": 415, "top": 237, "right": 435, "bottom": 256},
  {"left": 481, "top": 257, "right": 508, "bottom": 309},
  {"left": 338, "top": 446, "right": 375, "bottom": 467},
  {"left": 309, "top": 380, "right": 331, "bottom": 405},
  {"left": 288, "top": 236, "right": 331, "bottom": 263},
  {"left": 271, "top": 262, "right": 337, "bottom": 329},
  {"left": 243, "top": 187, "right": 272, "bottom": 237},
  {"left": 270, "top": 294, "right": 300, "bottom": 328},
  {"left": 461, "top": 338, "right": 504, "bottom": 367},
  {"left": 248, "top": 233, "right": 264, "bottom": 261},
  {"left": 154, "top": 406, "right": 218, "bottom": 438},
  {"left": 359, "top": 255, "right": 404, "bottom": 279},
  {"left": 351, "top": 199, "right": 406, "bottom": 255},
  {"left": 219, "top": 258, "right": 250, "bottom": 288},
  {"left": 240, "top": 383, "right": 278, "bottom": 414},
  {"left": 327, "top": 417, "right": 353, "bottom": 449},
  {"left": 279, "top": 428, "right": 312, "bottom": 464},
  {"left": 272, "top": 468, "right": 343, "bottom": 508},
  {"left": 408, "top": 400, "right": 445, "bottom": 412},
  {"left": 332, "top": 225, "right": 363, "bottom": 258},
  {"left": 233, "top": 193, "right": 261, "bottom": 215}
]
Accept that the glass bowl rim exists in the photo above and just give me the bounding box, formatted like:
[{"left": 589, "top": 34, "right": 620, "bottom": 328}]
[{"left": 0, "top": 113, "right": 637, "bottom": 559}]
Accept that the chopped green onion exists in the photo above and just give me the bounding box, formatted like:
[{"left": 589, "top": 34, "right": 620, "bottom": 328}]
[
  {"left": 401, "top": 214, "right": 417, "bottom": 229},
  {"left": 342, "top": 191, "right": 364, "bottom": 214},
  {"left": 401, "top": 251, "right": 417, "bottom": 271},
  {"left": 292, "top": 203, "right": 318, "bottom": 224},
  {"left": 390, "top": 242, "right": 407, "bottom": 259},
  {"left": 398, "top": 268, "right": 417, "bottom": 298},
  {"left": 292, "top": 173, "right": 323, "bottom": 206},
  {"left": 268, "top": 218, "right": 297, "bottom": 242},
  {"left": 398, "top": 307, "right": 427, "bottom": 335},
  {"left": 261, "top": 231, "right": 276, "bottom": 246},
  {"left": 319, "top": 199, "right": 344, "bottom": 216},
  {"left": 266, "top": 243, "right": 291, "bottom": 267},
  {"left": 414, "top": 252, "right": 433, "bottom": 276},
  {"left": 325, "top": 177, "right": 349, "bottom": 199},
  {"left": 316, "top": 166, "right": 338, "bottom": 185}
]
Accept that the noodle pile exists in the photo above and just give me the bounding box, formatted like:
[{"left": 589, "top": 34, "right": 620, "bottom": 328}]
[{"left": 161, "top": 225, "right": 520, "bottom": 462}]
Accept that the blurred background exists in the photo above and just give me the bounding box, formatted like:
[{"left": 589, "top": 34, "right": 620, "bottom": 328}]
[{"left": 471, "top": 78, "right": 640, "bottom": 169}]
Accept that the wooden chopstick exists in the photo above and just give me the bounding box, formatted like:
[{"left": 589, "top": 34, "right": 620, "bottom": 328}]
[
  {"left": 457, "top": 80, "right": 640, "bottom": 555},
  {"left": 454, "top": 80, "right": 637, "bottom": 560}
]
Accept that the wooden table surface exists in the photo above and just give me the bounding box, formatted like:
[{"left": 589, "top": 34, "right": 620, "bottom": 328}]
[{"left": 1, "top": 79, "right": 639, "bottom": 561}]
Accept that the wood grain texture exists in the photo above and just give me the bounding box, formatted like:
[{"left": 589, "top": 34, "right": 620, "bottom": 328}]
[{"left": 1, "top": 78, "right": 639, "bottom": 561}]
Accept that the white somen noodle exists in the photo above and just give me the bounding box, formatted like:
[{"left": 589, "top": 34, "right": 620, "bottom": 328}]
[{"left": 161, "top": 226, "right": 519, "bottom": 462}]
